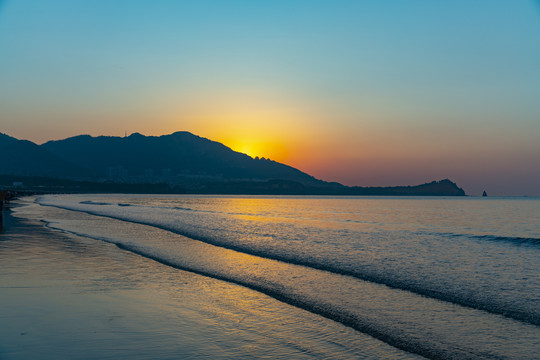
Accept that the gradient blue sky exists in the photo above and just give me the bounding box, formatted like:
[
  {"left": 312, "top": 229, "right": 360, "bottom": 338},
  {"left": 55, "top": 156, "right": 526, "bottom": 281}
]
[{"left": 1, "top": 1, "right": 539, "bottom": 195}]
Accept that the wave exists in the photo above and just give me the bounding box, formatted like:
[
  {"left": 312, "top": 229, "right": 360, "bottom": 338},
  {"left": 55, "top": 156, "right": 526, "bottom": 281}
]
[
  {"left": 39, "top": 198, "right": 540, "bottom": 327},
  {"left": 79, "top": 200, "right": 112, "bottom": 206},
  {"left": 435, "top": 232, "right": 540, "bottom": 246},
  {"left": 36, "top": 212, "right": 536, "bottom": 360},
  {"left": 79, "top": 198, "right": 318, "bottom": 219},
  {"left": 80, "top": 200, "right": 222, "bottom": 214}
]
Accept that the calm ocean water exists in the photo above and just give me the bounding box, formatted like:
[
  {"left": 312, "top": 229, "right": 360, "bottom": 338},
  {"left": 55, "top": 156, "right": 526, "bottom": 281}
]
[{"left": 14, "top": 195, "right": 540, "bottom": 359}]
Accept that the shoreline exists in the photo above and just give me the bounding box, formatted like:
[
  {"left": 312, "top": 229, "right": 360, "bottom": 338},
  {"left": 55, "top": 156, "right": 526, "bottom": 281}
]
[
  {"left": 9, "top": 196, "right": 540, "bottom": 360},
  {"left": 0, "top": 201, "right": 415, "bottom": 360}
]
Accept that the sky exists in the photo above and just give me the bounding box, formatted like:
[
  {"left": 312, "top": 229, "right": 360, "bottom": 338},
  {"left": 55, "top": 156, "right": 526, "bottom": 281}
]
[{"left": 1, "top": 1, "right": 539, "bottom": 196}]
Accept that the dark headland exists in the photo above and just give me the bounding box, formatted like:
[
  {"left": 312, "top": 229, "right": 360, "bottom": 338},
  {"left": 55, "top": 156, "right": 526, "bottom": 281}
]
[{"left": 0, "top": 131, "right": 465, "bottom": 196}]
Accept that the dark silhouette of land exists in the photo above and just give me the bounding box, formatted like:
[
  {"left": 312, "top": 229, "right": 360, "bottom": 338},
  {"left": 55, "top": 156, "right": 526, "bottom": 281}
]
[{"left": 0, "top": 131, "right": 466, "bottom": 196}]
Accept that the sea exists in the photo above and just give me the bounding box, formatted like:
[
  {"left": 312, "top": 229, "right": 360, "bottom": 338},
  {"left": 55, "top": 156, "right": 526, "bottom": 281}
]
[{"left": 9, "top": 195, "right": 540, "bottom": 359}]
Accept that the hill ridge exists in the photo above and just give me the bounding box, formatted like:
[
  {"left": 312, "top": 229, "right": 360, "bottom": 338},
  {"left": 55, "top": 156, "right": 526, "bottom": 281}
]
[{"left": 0, "top": 131, "right": 466, "bottom": 196}]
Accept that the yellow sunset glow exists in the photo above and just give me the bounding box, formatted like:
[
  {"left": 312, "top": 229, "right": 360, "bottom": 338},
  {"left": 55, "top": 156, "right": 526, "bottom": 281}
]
[
  {"left": 237, "top": 143, "right": 258, "bottom": 158},
  {"left": 173, "top": 93, "right": 319, "bottom": 163},
  {"left": 220, "top": 137, "right": 289, "bottom": 162}
]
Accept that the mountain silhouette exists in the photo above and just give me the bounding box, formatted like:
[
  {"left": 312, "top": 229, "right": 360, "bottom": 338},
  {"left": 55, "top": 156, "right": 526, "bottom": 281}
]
[
  {"left": 41, "top": 131, "right": 321, "bottom": 184},
  {"left": 0, "top": 131, "right": 466, "bottom": 195},
  {"left": 0, "top": 132, "right": 90, "bottom": 178}
]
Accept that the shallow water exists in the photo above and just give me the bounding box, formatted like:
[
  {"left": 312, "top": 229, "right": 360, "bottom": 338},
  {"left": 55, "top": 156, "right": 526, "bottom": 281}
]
[
  {"left": 9, "top": 195, "right": 540, "bottom": 359},
  {"left": 1, "top": 207, "right": 415, "bottom": 360}
]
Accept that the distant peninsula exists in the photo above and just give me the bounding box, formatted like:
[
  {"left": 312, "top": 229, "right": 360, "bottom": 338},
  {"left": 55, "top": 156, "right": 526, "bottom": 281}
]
[{"left": 0, "top": 131, "right": 466, "bottom": 196}]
